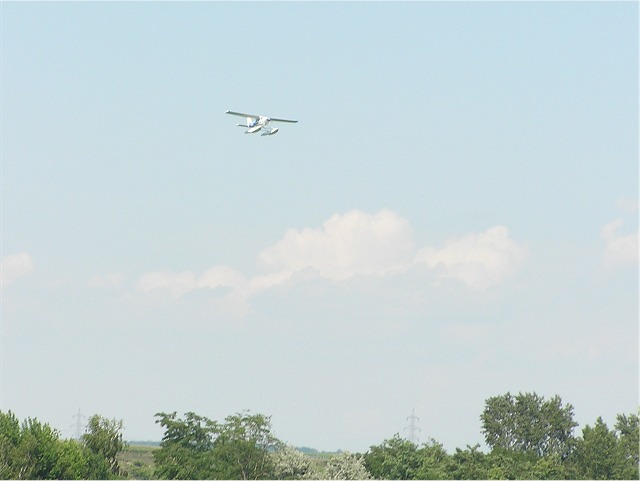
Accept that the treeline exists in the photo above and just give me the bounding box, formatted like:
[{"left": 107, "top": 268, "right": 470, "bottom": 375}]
[
  {"left": 1, "top": 392, "right": 638, "bottom": 479},
  {"left": 0, "top": 411, "right": 124, "bottom": 479}
]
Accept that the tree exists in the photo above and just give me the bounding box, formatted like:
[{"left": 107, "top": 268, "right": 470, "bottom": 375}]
[
  {"left": 270, "top": 444, "right": 312, "bottom": 480},
  {"left": 153, "top": 411, "right": 220, "bottom": 479},
  {"left": 0, "top": 410, "right": 23, "bottom": 479},
  {"left": 480, "top": 392, "right": 577, "bottom": 458},
  {"left": 414, "top": 440, "right": 453, "bottom": 480},
  {"left": 81, "top": 414, "right": 125, "bottom": 478},
  {"left": 50, "top": 439, "right": 94, "bottom": 480},
  {"left": 449, "top": 444, "right": 489, "bottom": 480},
  {"left": 567, "top": 414, "right": 640, "bottom": 480},
  {"left": 0, "top": 410, "right": 115, "bottom": 480},
  {"left": 153, "top": 410, "right": 281, "bottom": 480},
  {"left": 614, "top": 412, "right": 639, "bottom": 480},
  {"left": 323, "top": 451, "right": 371, "bottom": 480},
  {"left": 364, "top": 435, "right": 421, "bottom": 479},
  {"left": 484, "top": 450, "right": 566, "bottom": 480},
  {"left": 213, "top": 411, "right": 281, "bottom": 479},
  {"left": 569, "top": 417, "right": 621, "bottom": 479},
  {"left": 13, "top": 416, "right": 59, "bottom": 479}
]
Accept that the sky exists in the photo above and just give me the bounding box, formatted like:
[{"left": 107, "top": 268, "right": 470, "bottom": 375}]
[{"left": 1, "top": 1, "right": 638, "bottom": 454}]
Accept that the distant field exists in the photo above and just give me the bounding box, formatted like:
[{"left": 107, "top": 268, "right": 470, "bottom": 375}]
[{"left": 118, "top": 443, "right": 159, "bottom": 480}]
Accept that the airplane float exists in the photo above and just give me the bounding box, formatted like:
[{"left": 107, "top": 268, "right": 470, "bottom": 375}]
[{"left": 225, "top": 110, "right": 298, "bottom": 136}]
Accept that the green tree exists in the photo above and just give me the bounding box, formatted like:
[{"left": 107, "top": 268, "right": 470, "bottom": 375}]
[
  {"left": 0, "top": 410, "right": 116, "bottom": 480},
  {"left": 50, "top": 439, "right": 93, "bottom": 480},
  {"left": 614, "top": 412, "right": 639, "bottom": 479},
  {"left": 153, "top": 410, "right": 281, "bottom": 480},
  {"left": 569, "top": 417, "right": 621, "bottom": 479},
  {"left": 449, "top": 444, "right": 489, "bottom": 480},
  {"left": 213, "top": 411, "right": 280, "bottom": 479},
  {"left": 364, "top": 435, "right": 421, "bottom": 479},
  {"left": 82, "top": 414, "right": 125, "bottom": 478},
  {"left": 0, "top": 410, "right": 22, "bottom": 479},
  {"left": 14, "top": 417, "right": 59, "bottom": 479},
  {"left": 480, "top": 392, "right": 577, "bottom": 458},
  {"left": 483, "top": 449, "right": 566, "bottom": 480},
  {"left": 414, "top": 440, "right": 453, "bottom": 480},
  {"left": 153, "top": 411, "right": 220, "bottom": 479}
]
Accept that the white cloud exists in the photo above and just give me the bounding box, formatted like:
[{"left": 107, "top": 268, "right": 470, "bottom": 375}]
[
  {"left": 135, "top": 210, "right": 528, "bottom": 301},
  {"left": 0, "top": 252, "right": 34, "bottom": 288},
  {"left": 135, "top": 271, "right": 196, "bottom": 298},
  {"left": 195, "top": 265, "right": 246, "bottom": 291},
  {"left": 602, "top": 219, "right": 639, "bottom": 267},
  {"left": 257, "top": 209, "right": 415, "bottom": 283},
  {"left": 135, "top": 265, "right": 246, "bottom": 299},
  {"left": 415, "top": 226, "right": 528, "bottom": 290}
]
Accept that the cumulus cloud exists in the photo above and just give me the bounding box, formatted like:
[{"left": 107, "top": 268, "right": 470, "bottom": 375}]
[
  {"left": 415, "top": 226, "right": 528, "bottom": 290},
  {"left": 257, "top": 209, "right": 415, "bottom": 283},
  {"left": 0, "top": 252, "right": 34, "bottom": 288},
  {"left": 135, "top": 210, "right": 528, "bottom": 300},
  {"left": 602, "top": 219, "right": 638, "bottom": 267}
]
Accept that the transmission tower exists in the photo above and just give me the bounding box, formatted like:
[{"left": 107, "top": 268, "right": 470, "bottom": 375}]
[
  {"left": 71, "top": 408, "right": 86, "bottom": 440},
  {"left": 404, "top": 409, "right": 421, "bottom": 445}
]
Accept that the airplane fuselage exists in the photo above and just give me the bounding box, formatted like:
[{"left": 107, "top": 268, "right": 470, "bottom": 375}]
[
  {"left": 243, "top": 116, "right": 279, "bottom": 135},
  {"left": 226, "top": 110, "right": 296, "bottom": 136}
]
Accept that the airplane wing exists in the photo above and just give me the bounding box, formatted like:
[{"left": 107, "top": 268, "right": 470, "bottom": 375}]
[
  {"left": 269, "top": 117, "right": 298, "bottom": 123},
  {"left": 225, "top": 110, "right": 258, "bottom": 118},
  {"left": 225, "top": 110, "right": 297, "bottom": 123}
]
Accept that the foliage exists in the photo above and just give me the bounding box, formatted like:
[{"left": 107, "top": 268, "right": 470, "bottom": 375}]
[
  {"left": 50, "top": 439, "right": 94, "bottom": 480},
  {"left": 364, "top": 435, "right": 421, "bottom": 479},
  {"left": 214, "top": 411, "right": 280, "bottom": 479},
  {"left": 153, "top": 411, "right": 219, "bottom": 479},
  {"left": 322, "top": 451, "right": 371, "bottom": 480},
  {"left": 414, "top": 439, "right": 454, "bottom": 479},
  {"left": 569, "top": 417, "right": 620, "bottom": 479},
  {"left": 480, "top": 392, "right": 577, "bottom": 458},
  {"left": 484, "top": 449, "right": 567, "bottom": 480},
  {"left": 270, "top": 444, "right": 312, "bottom": 480},
  {"left": 364, "top": 435, "right": 454, "bottom": 480},
  {"left": 615, "top": 412, "right": 640, "bottom": 480},
  {"left": 153, "top": 410, "right": 281, "bottom": 479},
  {"left": 1, "top": 395, "right": 638, "bottom": 480},
  {"left": 82, "top": 415, "right": 126, "bottom": 477},
  {"left": 13, "top": 416, "right": 59, "bottom": 479},
  {"left": 0, "top": 410, "right": 124, "bottom": 480},
  {"left": 567, "top": 415, "right": 640, "bottom": 480},
  {"left": 449, "top": 444, "right": 488, "bottom": 480}
]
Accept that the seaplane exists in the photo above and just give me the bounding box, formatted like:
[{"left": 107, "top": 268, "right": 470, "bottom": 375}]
[{"left": 225, "top": 110, "right": 298, "bottom": 136}]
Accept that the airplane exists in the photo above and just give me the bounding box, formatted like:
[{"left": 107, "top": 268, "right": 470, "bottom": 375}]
[{"left": 225, "top": 110, "right": 298, "bottom": 136}]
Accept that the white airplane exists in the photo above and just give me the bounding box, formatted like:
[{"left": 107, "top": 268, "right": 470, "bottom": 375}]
[{"left": 225, "top": 110, "right": 298, "bottom": 136}]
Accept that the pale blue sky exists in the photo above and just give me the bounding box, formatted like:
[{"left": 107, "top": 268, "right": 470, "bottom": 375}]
[{"left": 2, "top": 2, "right": 638, "bottom": 452}]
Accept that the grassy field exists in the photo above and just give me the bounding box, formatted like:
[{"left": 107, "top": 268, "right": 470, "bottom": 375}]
[{"left": 118, "top": 444, "right": 158, "bottom": 479}]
